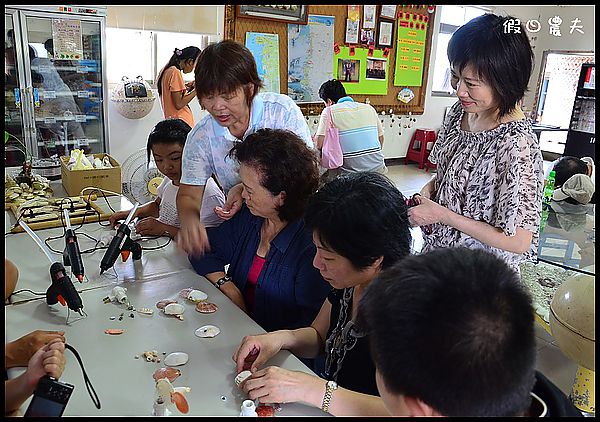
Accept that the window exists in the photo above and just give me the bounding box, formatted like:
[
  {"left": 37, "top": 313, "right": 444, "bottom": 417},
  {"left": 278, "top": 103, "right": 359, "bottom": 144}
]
[
  {"left": 431, "top": 5, "right": 488, "bottom": 95},
  {"left": 106, "top": 28, "right": 221, "bottom": 85}
]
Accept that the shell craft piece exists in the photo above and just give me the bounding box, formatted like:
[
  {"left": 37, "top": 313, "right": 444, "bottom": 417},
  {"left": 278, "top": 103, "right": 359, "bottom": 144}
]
[
  {"left": 186, "top": 289, "right": 208, "bottom": 303},
  {"left": 155, "top": 378, "right": 190, "bottom": 414},
  {"left": 153, "top": 367, "right": 182, "bottom": 382},
  {"left": 195, "top": 325, "right": 220, "bottom": 338},
  {"left": 156, "top": 299, "right": 178, "bottom": 310},
  {"left": 164, "top": 352, "right": 189, "bottom": 367},
  {"left": 235, "top": 370, "right": 252, "bottom": 387},
  {"left": 163, "top": 303, "right": 185, "bottom": 315}
]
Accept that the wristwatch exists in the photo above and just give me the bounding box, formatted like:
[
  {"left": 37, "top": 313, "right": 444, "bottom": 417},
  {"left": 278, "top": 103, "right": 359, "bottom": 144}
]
[
  {"left": 321, "top": 380, "right": 338, "bottom": 413},
  {"left": 214, "top": 275, "right": 232, "bottom": 290}
]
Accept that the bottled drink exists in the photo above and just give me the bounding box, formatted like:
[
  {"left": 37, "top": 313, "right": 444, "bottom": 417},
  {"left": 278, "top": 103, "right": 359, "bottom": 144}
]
[{"left": 542, "top": 170, "right": 556, "bottom": 211}]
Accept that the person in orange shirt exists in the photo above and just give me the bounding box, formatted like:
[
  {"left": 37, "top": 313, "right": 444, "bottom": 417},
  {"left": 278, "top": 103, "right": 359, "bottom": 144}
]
[{"left": 157, "top": 46, "right": 201, "bottom": 128}]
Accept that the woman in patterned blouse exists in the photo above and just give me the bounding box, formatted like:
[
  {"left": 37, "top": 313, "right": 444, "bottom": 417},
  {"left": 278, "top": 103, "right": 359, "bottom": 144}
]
[{"left": 408, "top": 13, "right": 544, "bottom": 271}]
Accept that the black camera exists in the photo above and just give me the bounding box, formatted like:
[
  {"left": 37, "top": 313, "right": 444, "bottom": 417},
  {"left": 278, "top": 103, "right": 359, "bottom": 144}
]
[{"left": 24, "top": 375, "right": 74, "bottom": 417}]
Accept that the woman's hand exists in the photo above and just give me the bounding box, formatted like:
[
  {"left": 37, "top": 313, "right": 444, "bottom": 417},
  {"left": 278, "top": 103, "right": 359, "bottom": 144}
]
[
  {"left": 109, "top": 210, "right": 130, "bottom": 227},
  {"left": 407, "top": 195, "right": 450, "bottom": 227},
  {"left": 233, "top": 333, "right": 284, "bottom": 374},
  {"left": 215, "top": 183, "right": 244, "bottom": 220},
  {"left": 25, "top": 338, "right": 66, "bottom": 390},
  {"left": 135, "top": 217, "right": 169, "bottom": 236},
  {"left": 6, "top": 330, "right": 65, "bottom": 368},
  {"left": 241, "top": 366, "right": 323, "bottom": 405},
  {"left": 175, "top": 216, "right": 210, "bottom": 256}
]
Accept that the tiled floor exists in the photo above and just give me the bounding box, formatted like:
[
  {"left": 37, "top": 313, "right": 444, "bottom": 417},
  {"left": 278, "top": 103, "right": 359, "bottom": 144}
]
[{"left": 386, "top": 162, "right": 580, "bottom": 397}]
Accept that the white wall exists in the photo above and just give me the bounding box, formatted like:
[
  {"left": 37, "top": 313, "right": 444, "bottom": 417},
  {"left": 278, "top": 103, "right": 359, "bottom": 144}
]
[{"left": 105, "top": 5, "right": 595, "bottom": 163}]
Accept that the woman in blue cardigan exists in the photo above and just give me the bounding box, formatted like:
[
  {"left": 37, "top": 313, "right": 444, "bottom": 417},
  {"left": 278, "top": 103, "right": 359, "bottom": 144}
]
[{"left": 189, "top": 128, "right": 330, "bottom": 332}]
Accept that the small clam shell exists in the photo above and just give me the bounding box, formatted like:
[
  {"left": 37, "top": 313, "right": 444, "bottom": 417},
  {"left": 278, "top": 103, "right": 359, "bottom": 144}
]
[
  {"left": 153, "top": 367, "right": 182, "bottom": 382},
  {"left": 195, "top": 302, "right": 218, "bottom": 314},
  {"left": 137, "top": 307, "right": 154, "bottom": 315},
  {"left": 195, "top": 325, "right": 220, "bottom": 338},
  {"left": 164, "top": 352, "right": 189, "bottom": 367},
  {"left": 235, "top": 370, "right": 252, "bottom": 387},
  {"left": 104, "top": 329, "right": 125, "bottom": 335},
  {"left": 186, "top": 289, "right": 208, "bottom": 303},
  {"left": 156, "top": 299, "right": 178, "bottom": 309},
  {"left": 163, "top": 303, "right": 185, "bottom": 315},
  {"left": 178, "top": 288, "right": 194, "bottom": 299}
]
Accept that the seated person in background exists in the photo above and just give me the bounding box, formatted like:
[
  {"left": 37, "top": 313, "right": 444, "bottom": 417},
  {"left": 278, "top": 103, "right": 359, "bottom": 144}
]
[
  {"left": 233, "top": 172, "right": 411, "bottom": 416},
  {"left": 548, "top": 155, "right": 595, "bottom": 204},
  {"left": 5, "top": 258, "right": 67, "bottom": 416},
  {"left": 358, "top": 247, "right": 582, "bottom": 417},
  {"left": 315, "top": 79, "right": 387, "bottom": 185},
  {"left": 189, "top": 128, "right": 330, "bottom": 333},
  {"left": 109, "top": 118, "right": 225, "bottom": 237},
  {"left": 5, "top": 337, "right": 66, "bottom": 416}
]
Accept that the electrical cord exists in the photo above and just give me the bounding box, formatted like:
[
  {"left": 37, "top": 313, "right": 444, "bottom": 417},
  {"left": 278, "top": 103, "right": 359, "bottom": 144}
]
[
  {"left": 65, "top": 343, "right": 101, "bottom": 410},
  {"left": 535, "top": 257, "right": 595, "bottom": 276}
]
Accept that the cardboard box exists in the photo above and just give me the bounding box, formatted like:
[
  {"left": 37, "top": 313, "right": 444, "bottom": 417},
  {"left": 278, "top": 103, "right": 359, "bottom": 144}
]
[{"left": 60, "top": 153, "right": 122, "bottom": 196}]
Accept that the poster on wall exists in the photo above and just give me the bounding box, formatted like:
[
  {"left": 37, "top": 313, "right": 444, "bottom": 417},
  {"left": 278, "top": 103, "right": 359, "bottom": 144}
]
[
  {"left": 245, "top": 32, "right": 280, "bottom": 93},
  {"left": 51, "top": 18, "right": 83, "bottom": 59},
  {"left": 333, "top": 46, "right": 388, "bottom": 95},
  {"left": 288, "top": 15, "right": 335, "bottom": 102},
  {"left": 394, "top": 14, "right": 428, "bottom": 86}
]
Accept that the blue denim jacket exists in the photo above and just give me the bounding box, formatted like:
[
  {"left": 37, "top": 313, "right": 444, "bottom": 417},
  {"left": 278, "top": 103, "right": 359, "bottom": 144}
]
[{"left": 189, "top": 204, "right": 330, "bottom": 332}]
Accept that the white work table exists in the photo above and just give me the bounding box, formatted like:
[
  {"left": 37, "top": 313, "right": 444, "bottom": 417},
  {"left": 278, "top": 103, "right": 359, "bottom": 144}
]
[{"left": 6, "top": 269, "right": 328, "bottom": 416}]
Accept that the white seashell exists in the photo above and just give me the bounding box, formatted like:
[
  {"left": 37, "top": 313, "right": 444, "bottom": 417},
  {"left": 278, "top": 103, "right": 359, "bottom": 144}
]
[
  {"left": 137, "top": 307, "right": 154, "bottom": 315},
  {"left": 164, "top": 303, "right": 185, "bottom": 315},
  {"left": 195, "top": 325, "right": 220, "bottom": 338},
  {"left": 164, "top": 352, "right": 189, "bottom": 367},
  {"left": 186, "top": 289, "right": 208, "bottom": 302},
  {"left": 235, "top": 370, "right": 252, "bottom": 387}
]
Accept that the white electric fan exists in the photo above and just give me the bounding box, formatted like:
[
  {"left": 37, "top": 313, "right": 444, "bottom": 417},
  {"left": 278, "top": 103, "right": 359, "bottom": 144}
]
[{"left": 120, "top": 148, "right": 164, "bottom": 204}]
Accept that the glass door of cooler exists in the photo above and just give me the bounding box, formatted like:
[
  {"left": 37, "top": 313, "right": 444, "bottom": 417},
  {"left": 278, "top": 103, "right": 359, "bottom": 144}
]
[
  {"left": 5, "top": 10, "right": 29, "bottom": 166},
  {"left": 19, "top": 10, "right": 107, "bottom": 160}
]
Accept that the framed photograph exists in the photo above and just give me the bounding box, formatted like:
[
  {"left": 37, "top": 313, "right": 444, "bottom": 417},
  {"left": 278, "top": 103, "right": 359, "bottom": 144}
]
[
  {"left": 365, "top": 57, "right": 387, "bottom": 81},
  {"left": 363, "top": 5, "right": 377, "bottom": 29},
  {"left": 345, "top": 19, "right": 359, "bottom": 44},
  {"left": 338, "top": 59, "right": 360, "bottom": 83},
  {"left": 380, "top": 5, "right": 397, "bottom": 20},
  {"left": 377, "top": 19, "right": 394, "bottom": 48},
  {"left": 360, "top": 29, "right": 375, "bottom": 46},
  {"left": 236, "top": 5, "right": 309, "bottom": 24}
]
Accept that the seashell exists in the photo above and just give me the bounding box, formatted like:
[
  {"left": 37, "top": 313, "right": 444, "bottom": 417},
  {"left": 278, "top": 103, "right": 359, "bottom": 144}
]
[
  {"left": 164, "top": 352, "right": 189, "bottom": 367},
  {"left": 234, "top": 370, "right": 252, "bottom": 387},
  {"left": 195, "top": 302, "right": 218, "bottom": 314},
  {"left": 186, "top": 289, "right": 208, "bottom": 302},
  {"left": 171, "top": 391, "right": 189, "bottom": 414},
  {"left": 178, "top": 288, "right": 194, "bottom": 298},
  {"left": 195, "top": 325, "right": 220, "bottom": 338},
  {"left": 156, "top": 299, "right": 178, "bottom": 309},
  {"left": 104, "top": 329, "right": 125, "bottom": 335},
  {"left": 256, "top": 404, "right": 276, "bottom": 417},
  {"left": 137, "top": 307, "right": 154, "bottom": 315},
  {"left": 163, "top": 303, "right": 185, "bottom": 315},
  {"left": 153, "top": 367, "right": 182, "bottom": 382}
]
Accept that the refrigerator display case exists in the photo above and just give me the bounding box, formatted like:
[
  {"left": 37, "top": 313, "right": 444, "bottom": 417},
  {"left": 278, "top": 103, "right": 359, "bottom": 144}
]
[
  {"left": 563, "top": 63, "right": 595, "bottom": 160},
  {"left": 5, "top": 5, "right": 109, "bottom": 168}
]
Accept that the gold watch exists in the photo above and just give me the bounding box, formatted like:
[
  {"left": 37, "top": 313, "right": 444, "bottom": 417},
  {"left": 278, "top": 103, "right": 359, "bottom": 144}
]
[{"left": 321, "top": 380, "right": 338, "bottom": 413}]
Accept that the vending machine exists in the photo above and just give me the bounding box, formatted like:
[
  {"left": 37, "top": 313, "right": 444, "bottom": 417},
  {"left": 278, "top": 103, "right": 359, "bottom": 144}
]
[
  {"left": 563, "top": 63, "right": 595, "bottom": 160},
  {"left": 5, "top": 5, "right": 109, "bottom": 169}
]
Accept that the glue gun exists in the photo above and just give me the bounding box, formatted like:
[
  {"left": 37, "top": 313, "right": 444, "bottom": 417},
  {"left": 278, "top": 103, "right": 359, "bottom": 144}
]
[
  {"left": 100, "top": 203, "right": 141, "bottom": 275},
  {"left": 63, "top": 209, "right": 85, "bottom": 282},
  {"left": 47, "top": 262, "right": 84, "bottom": 314}
]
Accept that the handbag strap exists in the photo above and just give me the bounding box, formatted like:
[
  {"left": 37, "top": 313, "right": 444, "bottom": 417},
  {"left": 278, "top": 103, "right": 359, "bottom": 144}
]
[{"left": 326, "top": 106, "right": 335, "bottom": 129}]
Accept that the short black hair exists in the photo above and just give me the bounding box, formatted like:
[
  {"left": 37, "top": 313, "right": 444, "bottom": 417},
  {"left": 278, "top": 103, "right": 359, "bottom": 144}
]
[
  {"left": 359, "top": 247, "right": 536, "bottom": 416},
  {"left": 447, "top": 13, "right": 534, "bottom": 117},
  {"left": 318, "top": 79, "right": 347, "bottom": 104},
  {"left": 146, "top": 118, "right": 191, "bottom": 165},
  {"left": 553, "top": 156, "right": 589, "bottom": 187},
  {"left": 304, "top": 172, "right": 411, "bottom": 271},
  {"left": 195, "top": 40, "right": 264, "bottom": 108},
  {"left": 228, "top": 128, "right": 319, "bottom": 222}
]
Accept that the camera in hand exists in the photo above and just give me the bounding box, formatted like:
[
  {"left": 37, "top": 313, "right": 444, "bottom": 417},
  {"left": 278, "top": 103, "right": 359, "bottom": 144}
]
[{"left": 24, "top": 375, "right": 74, "bottom": 417}]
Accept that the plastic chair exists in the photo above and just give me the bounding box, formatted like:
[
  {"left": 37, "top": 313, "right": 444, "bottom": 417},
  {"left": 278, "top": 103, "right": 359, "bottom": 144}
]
[{"left": 405, "top": 129, "right": 436, "bottom": 169}]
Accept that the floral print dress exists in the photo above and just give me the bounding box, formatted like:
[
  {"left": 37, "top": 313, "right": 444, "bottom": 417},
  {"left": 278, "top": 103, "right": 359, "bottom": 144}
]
[{"left": 424, "top": 101, "right": 544, "bottom": 271}]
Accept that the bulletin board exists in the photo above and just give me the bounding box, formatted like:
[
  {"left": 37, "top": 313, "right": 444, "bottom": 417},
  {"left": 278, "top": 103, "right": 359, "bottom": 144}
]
[{"left": 224, "top": 5, "right": 437, "bottom": 115}]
